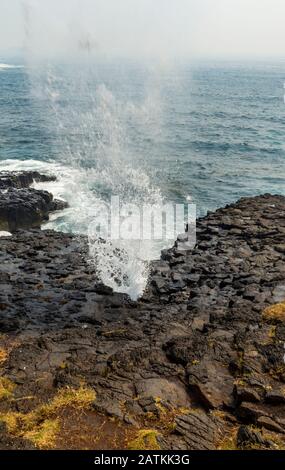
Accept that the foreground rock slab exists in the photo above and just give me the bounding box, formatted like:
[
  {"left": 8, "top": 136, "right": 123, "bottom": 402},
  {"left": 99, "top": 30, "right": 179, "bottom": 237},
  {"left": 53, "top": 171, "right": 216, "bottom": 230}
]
[{"left": 0, "top": 193, "right": 285, "bottom": 450}]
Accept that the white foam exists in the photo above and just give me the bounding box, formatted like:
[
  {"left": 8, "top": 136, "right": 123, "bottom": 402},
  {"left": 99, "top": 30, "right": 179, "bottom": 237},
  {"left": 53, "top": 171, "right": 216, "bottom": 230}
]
[
  {"left": 0, "top": 231, "right": 12, "bottom": 237},
  {"left": 0, "top": 63, "right": 23, "bottom": 70}
]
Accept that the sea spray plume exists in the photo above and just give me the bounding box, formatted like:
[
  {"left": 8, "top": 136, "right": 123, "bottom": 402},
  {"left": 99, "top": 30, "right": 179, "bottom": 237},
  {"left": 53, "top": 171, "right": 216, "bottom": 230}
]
[
  {"left": 83, "top": 84, "right": 166, "bottom": 299},
  {"left": 23, "top": 60, "right": 171, "bottom": 298},
  {"left": 20, "top": 0, "right": 180, "bottom": 298}
]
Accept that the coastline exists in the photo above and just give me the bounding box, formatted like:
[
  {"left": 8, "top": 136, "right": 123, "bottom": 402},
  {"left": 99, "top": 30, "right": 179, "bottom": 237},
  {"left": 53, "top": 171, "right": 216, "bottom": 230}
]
[{"left": 0, "top": 171, "right": 285, "bottom": 450}]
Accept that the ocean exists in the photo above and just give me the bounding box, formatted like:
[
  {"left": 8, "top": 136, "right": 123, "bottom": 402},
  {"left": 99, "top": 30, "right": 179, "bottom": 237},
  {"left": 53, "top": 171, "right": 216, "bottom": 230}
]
[{"left": 1, "top": 59, "right": 285, "bottom": 297}]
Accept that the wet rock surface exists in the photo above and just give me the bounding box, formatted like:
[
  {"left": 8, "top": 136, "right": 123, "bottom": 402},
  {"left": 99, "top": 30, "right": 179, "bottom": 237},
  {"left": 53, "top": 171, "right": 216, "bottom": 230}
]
[
  {"left": 0, "top": 171, "right": 67, "bottom": 231},
  {"left": 1, "top": 188, "right": 285, "bottom": 450},
  {"left": 0, "top": 171, "right": 56, "bottom": 189}
]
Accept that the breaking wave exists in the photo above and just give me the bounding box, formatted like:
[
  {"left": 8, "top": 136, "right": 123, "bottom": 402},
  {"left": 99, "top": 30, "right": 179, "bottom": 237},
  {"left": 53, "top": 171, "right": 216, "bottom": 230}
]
[{"left": 0, "top": 63, "right": 24, "bottom": 69}]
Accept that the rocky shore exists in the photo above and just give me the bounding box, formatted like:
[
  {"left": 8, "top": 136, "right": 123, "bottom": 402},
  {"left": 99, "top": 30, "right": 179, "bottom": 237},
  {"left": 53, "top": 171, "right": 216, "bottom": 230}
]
[
  {"left": 0, "top": 171, "right": 67, "bottom": 232},
  {"left": 0, "top": 171, "right": 285, "bottom": 450}
]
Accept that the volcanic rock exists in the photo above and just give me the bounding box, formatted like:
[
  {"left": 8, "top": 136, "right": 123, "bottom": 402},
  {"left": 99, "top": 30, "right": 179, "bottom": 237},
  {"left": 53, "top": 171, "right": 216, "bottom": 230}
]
[
  {"left": 0, "top": 171, "right": 67, "bottom": 231},
  {"left": 0, "top": 171, "right": 56, "bottom": 189},
  {"left": 1, "top": 191, "right": 285, "bottom": 450}
]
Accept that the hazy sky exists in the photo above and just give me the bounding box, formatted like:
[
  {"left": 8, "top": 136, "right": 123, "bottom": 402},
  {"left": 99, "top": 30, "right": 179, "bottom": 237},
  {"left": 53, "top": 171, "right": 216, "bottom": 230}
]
[{"left": 1, "top": 0, "right": 285, "bottom": 60}]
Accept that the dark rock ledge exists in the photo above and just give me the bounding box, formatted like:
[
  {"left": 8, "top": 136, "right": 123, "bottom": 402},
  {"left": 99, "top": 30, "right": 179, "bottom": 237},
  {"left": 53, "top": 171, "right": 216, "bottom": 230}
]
[
  {"left": 0, "top": 171, "right": 56, "bottom": 190},
  {"left": 0, "top": 172, "right": 285, "bottom": 450},
  {"left": 0, "top": 171, "right": 67, "bottom": 232}
]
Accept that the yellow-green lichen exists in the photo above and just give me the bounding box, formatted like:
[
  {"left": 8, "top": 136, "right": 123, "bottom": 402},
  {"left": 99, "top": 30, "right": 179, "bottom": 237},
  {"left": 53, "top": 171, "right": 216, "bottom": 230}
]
[
  {"left": 127, "top": 429, "right": 161, "bottom": 450},
  {"left": 0, "top": 384, "right": 96, "bottom": 449},
  {"left": 263, "top": 303, "right": 285, "bottom": 323},
  {"left": 0, "top": 377, "right": 15, "bottom": 400}
]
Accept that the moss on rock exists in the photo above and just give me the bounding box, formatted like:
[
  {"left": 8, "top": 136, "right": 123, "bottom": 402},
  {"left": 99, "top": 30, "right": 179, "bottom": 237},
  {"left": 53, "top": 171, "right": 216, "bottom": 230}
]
[
  {"left": 263, "top": 303, "right": 285, "bottom": 323},
  {"left": 127, "top": 429, "right": 161, "bottom": 450},
  {"left": 0, "top": 384, "right": 96, "bottom": 449},
  {"left": 0, "top": 377, "right": 15, "bottom": 401}
]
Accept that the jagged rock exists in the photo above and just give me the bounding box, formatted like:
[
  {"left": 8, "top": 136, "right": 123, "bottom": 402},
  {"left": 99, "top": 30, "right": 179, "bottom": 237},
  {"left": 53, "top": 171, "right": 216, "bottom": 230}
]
[
  {"left": 191, "top": 317, "right": 207, "bottom": 332},
  {"left": 237, "top": 402, "right": 271, "bottom": 422},
  {"left": 257, "top": 416, "right": 285, "bottom": 434},
  {"left": 164, "top": 335, "right": 207, "bottom": 367},
  {"left": 174, "top": 411, "right": 221, "bottom": 450},
  {"left": 237, "top": 425, "right": 273, "bottom": 449},
  {"left": 265, "top": 390, "right": 285, "bottom": 405},
  {"left": 0, "top": 188, "right": 67, "bottom": 231},
  {"left": 0, "top": 171, "right": 67, "bottom": 231},
  {"left": 0, "top": 171, "right": 56, "bottom": 189},
  {"left": 187, "top": 360, "right": 234, "bottom": 409},
  {"left": 234, "top": 385, "right": 261, "bottom": 403},
  {"left": 135, "top": 378, "right": 191, "bottom": 408}
]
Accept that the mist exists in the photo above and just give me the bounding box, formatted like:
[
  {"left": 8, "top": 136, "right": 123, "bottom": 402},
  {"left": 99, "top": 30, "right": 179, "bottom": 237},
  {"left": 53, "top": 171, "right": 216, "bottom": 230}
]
[{"left": 1, "top": 0, "right": 285, "bottom": 61}]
